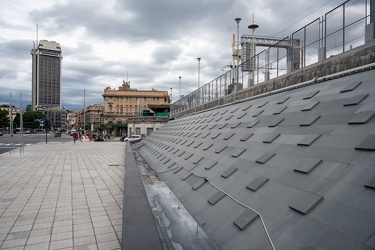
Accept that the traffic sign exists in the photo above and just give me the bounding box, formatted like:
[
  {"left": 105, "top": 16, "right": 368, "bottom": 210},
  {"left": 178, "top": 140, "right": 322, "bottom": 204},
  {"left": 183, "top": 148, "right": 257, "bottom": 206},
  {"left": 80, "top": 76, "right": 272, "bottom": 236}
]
[{"left": 40, "top": 119, "right": 44, "bottom": 126}]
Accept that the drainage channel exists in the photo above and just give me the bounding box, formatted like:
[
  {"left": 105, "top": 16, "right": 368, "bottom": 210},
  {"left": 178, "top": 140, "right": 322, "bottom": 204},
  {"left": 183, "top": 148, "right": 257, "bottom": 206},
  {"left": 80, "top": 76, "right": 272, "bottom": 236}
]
[{"left": 132, "top": 148, "right": 219, "bottom": 250}]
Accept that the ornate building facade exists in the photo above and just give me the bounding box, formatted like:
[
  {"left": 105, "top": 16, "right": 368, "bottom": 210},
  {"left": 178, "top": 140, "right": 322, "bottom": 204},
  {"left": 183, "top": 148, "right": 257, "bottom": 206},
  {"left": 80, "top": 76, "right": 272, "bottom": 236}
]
[{"left": 102, "top": 81, "right": 170, "bottom": 135}]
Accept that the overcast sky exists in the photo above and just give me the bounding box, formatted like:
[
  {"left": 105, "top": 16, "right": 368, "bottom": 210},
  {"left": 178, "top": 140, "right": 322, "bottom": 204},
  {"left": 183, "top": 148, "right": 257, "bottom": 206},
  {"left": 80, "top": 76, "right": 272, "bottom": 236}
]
[{"left": 0, "top": 0, "right": 346, "bottom": 111}]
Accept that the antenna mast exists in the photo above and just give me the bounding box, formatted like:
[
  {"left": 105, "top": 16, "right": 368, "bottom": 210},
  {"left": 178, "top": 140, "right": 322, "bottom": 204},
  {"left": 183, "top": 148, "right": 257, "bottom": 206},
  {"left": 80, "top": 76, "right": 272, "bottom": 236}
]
[{"left": 36, "top": 24, "right": 38, "bottom": 44}]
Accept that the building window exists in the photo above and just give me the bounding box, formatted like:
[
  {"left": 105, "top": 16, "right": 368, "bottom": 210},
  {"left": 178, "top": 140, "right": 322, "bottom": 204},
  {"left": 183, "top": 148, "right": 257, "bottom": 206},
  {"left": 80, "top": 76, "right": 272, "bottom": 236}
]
[
  {"left": 120, "top": 106, "right": 123, "bottom": 114},
  {"left": 109, "top": 104, "right": 113, "bottom": 112},
  {"left": 146, "top": 127, "right": 154, "bottom": 136},
  {"left": 135, "top": 127, "right": 141, "bottom": 135}
]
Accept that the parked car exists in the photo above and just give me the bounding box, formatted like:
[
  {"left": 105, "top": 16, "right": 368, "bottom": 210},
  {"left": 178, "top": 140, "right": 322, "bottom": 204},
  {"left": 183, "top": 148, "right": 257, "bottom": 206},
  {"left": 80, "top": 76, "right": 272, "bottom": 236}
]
[{"left": 123, "top": 135, "right": 142, "bottom": 143}]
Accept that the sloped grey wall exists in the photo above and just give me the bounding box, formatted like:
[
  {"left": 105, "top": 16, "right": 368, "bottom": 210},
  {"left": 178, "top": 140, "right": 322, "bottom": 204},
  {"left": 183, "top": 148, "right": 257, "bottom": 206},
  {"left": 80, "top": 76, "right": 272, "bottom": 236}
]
[{"left": 139, "top": 69, "right": 375, "bottom": 249}]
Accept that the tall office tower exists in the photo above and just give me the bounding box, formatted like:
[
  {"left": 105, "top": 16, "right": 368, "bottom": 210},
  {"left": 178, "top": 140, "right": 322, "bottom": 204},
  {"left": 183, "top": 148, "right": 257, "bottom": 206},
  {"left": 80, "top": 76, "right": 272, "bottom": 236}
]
[{"left": 31, "top": 40, "right": 63, "bottom": 111}]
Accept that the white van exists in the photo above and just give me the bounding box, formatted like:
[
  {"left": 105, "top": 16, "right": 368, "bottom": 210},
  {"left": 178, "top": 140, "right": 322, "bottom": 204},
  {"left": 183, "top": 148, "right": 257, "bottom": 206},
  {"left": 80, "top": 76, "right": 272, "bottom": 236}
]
[{"left": 124, "top": 135, "right": 142, "bottom": 142}]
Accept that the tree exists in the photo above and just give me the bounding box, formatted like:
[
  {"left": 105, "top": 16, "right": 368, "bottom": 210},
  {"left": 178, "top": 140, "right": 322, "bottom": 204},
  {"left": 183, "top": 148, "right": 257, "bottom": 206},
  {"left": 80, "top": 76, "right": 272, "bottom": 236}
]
[
  {"left": 0, "top": 109, "right": 9, "bottom": 128},
  {"left": 14, "top": 111, "right": 46, "bottom": 129}
]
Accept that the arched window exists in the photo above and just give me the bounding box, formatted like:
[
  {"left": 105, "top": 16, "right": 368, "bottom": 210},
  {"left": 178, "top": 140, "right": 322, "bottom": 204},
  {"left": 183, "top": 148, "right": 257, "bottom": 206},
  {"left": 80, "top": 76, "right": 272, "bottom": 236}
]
[
  {"left": 120, "top": 105, "right": 123, "bottom": 114},
  {"left": 109, "top": 104, "right": 113, "bottom": 112}
]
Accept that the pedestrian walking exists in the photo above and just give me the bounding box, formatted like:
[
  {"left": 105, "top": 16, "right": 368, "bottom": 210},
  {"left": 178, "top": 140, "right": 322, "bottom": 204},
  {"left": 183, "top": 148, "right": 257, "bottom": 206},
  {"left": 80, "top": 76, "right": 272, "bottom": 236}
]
[{"left": 73, "top": 131, "right": 78, "bottom": 143}]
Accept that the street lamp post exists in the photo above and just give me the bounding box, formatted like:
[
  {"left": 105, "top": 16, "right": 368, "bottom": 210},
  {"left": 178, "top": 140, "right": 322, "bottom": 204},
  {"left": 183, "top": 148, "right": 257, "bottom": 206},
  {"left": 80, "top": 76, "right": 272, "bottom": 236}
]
[
  {"left": 170, "top": 88, "right": 173, "bottom": 103},
  {"left": 179, "top": 76, "right": 182, "bottom": 100},
  {"left": 197, "top": 58, "right": 201, "bottom": 105},
  {"left": 235, "top": 17, "right": 241, "bottom": 90},
  {"left": 248, "top": 14, "right": 259, "bottom": 87},
  {"left": 197, "top": 58, "right": 201, "bottom": 89}
]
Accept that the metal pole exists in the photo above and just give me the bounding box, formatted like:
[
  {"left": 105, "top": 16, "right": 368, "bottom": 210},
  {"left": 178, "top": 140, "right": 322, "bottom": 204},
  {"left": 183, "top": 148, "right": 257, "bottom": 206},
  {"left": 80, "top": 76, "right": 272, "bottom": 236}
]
[
  {"left": 248, "top": 14, "right": 259, "bottom": 87},
  {"left": 83, "top": 89, "right": 86, "bottom": 134},
  {"left": 9, "top": 92, "right": 13, "bottom": 155},
  {"left": 179, "top": 76, "right": 182, "bottom": 100},
  {"left": 197, "top": 58, "right": 201, "bottom": 89},
  {"left": 235, "top": 18, "right": 241, "bottom": 89},
  {"left": 20, "top": 93, "right": 23, "bottom": 154}
]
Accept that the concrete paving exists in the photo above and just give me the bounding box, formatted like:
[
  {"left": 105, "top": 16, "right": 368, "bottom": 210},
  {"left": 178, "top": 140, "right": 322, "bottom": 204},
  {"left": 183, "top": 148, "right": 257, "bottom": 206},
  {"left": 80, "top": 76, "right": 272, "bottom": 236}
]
[{"left": 0, "top": 140, "right": 125, "bottom": 250}]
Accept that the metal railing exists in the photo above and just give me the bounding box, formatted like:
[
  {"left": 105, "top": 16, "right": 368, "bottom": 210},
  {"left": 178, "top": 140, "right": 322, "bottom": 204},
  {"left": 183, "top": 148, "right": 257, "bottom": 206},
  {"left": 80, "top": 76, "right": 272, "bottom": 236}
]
[{"left": 171, "top": 0, "right": 371, "bottom": 115}]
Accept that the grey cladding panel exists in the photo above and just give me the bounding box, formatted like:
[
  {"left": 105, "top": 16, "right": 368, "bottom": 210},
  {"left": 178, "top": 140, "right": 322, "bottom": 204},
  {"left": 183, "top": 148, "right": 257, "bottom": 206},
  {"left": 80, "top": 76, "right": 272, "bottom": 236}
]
[
  {"left": 174, "top": 167, "right": 183, "bottom": 174},
  {"left": 224, "top": 133, "right": 235, "bottom": 140},
  {"left": 219, "top": 123, "right": 228, "bottom": 129},
  {"left": 289, "top": 192, "right": 323, "bottom": 215},
  {"left": 253, "top": 110, "right": 264, "bottom": 117},
  {"left": 263, "top": 133, "right": 280, "bottom": 143},
  {"left": 208, "top": 191, "right": 226, "bottom": 205},
  {"left": 294, "top": 158, "right": 322, "bottom": 174},
  {"left": 246, "top": 176, "right": 269, "bottom": 191},
  {"left": 167, "top": 162, "right": 176, "bottom": 169},
  {"left": 243, "top": 104, "right": 252, "bottom": 111},
  {"left": 231, "top": 107, "right": 239, "bottom": 113},
  {"left": 247, "top": 120, "right": 259, "bottom": 128},
  {"left": 277, "top": 96, "right": 290, "bottom": 104},
  {"left": 185, "top": 153, "right": 194, "bottom": 160},
  {"left": 203, "top": 143, "right": 213, "bottom": 151},
  {"left": 215, "top": 145, "right": 227, "bottom": 153},
  {"left": 205, "top": 161, "right": 218, "bottom": 170},
  {"left": 181, "top": 172, "right": 192, "bottom": 181},
  {"left": 240, "top": 133, "right": 254, "bottom": 141},
  {"left": 256, "top": 152, "right": 275, "bottom": 164},
  {"left": 258, "top": 101, "right": 269, "bottom": 108},
  {"left": 303, "top": 90, "right": 320, "bottom": 100},
  {"left": 343, "top": 94, "right": 369, "bottom": 106},
  {"left": 269, "top": 118, "right": 284, "bottom": 127},
  {"left": 178, "top": 151, "right": 186, "bottom": 157},
  {"left": 302, "top": 101, "right": 320, "bottom": 111},
  {"left": 232, "top": 148, "right": 246, "bottom": 158},
  {"left": 225, "top": 115, "right": 234, "bottom": 121},
  {"left": 211, "top": 133, "right": 221, "bottom": 139},
  {"left": 202, "top": 133, "right": 210, "bottom": 138},
  {"left": 231, "top": 122, "right": 241, "bottom": 128},
  {"left": 340, "top": 81, "right": 362, "bottom": 93},
  {"left": 221, "top": 167, "right": 238, "bottom": 178},
  {"left": 192, "top": 178, "right": 207, "bottom": 190},
  {"left": 297, "top": 134, "right": 321, "bottom": 146},
  {"left": 364, "top": 176, "right": 375, "bottom": 189},
  {"left": 173, "top": 148, "right": 180, "bottom": 154},
  {"left": 300, "top": 115, "right": 321, "bottom": 126},
  {"left": 348, "top": 111, "right": 375, "bottom": 124},
  {"left": 210, "top": 124, "right": 218, "bottom": 129},
  {"left": 355, "top": 135, "right": 375, "bottom": 151},
  {"left": 273, "top": 106, "right": 287, "bottom": 115},
  {"left": 233, "top": 209, "right": 259, "bottom": 230},
  {"left": 237, "top": 113, "right": 247, "bottom": 119},
  {"left": 193, "top": 156, "right": 204, "bottom": 164}
]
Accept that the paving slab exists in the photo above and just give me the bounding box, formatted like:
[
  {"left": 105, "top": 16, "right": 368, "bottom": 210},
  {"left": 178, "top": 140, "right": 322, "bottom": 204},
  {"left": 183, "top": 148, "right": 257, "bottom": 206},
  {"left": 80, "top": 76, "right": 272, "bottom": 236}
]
[{"left": 0, "top": 141, "right": 125, "bottom": 249}]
